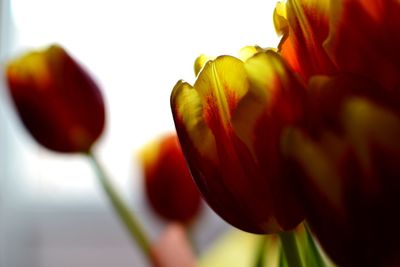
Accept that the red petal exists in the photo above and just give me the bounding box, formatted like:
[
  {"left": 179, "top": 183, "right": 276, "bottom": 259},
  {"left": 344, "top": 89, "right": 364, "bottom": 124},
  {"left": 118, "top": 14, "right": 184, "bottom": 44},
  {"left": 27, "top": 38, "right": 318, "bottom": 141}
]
[
  {"left": 6, "top": 45, "right": 105, "bottom": 153},
  {"left": 275, "top": 0, "right": 336, "bottom": 80},
  {"left": 325, "top": 0, "right": 400, "bottom": 91}
]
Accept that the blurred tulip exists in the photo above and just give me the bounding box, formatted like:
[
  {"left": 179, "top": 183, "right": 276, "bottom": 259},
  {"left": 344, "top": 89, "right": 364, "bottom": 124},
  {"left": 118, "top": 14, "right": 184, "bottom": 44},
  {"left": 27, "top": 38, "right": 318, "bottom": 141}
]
[
  {"left": 284, "top": 75, "right": 400, "bottom": 267},
  {"left": 275, "top": 0, "right": 400, "bottom": 90},
  {"left": 140, "top": 134, "right": 202, "bottom": 224},
  {"left": 6, "top": 45, "right": 105, "bottom": 153},
  {"left": 171, "top": 50, "right": 306, "bottom": 234},
  {"left": 325, "top": 0, "right": 400, "bottom": 91},
  {"left": 273, "top": 0, "right": 400, "bottom": 265}
]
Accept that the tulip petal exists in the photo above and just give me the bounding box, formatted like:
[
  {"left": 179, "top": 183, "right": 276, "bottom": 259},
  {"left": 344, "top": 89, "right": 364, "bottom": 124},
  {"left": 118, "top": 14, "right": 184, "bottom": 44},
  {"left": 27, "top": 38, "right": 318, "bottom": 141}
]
[
  {"left": 140, "top": 134, "right": 202, "bottom": 223},
  {"left": 286, "top": 74, "right": 400, "bottom": 266},
  {"left": 293, "top": 98, "right": 400, "bottom": 267},
  {"left": 238, "top": 45, "right": 267, "bottom": 62},
  {"left": 194, "top": 56, "right": 249, "bottom": 131},
  {"left": 325, "top": 0, "right": 400, "bottom": 90},
  {"left": 171, "top": 80, "right": 217, "bottom": 161},
  {"left": 194, "top": 54, "right": 215, "bottom": 77},
  {"left": 234, "top": 50, "right": 306, "bottom": 230},
  {"left": 274, "top": 2, "right": 288, "bottom": 36},
  {"left": 172, "top": 54, "right": 306, "bottom": 233},
  {"left": 233, "top": 50, "right": 305, "bottom": 155},
  {"left": 283, "top": 128, "right": 345, "bottom": 212},
  {"left": 172, "top": 59, "right": 272, "bottom": 233},
  {"left": 275, "top": 0, "right": 335, "bottom": 80},
  {"left": 6, "top": 45, "right": 105, "bottom": 153},
  {"left": 342, "top": 97, "right": 400, "bottom": 195}
]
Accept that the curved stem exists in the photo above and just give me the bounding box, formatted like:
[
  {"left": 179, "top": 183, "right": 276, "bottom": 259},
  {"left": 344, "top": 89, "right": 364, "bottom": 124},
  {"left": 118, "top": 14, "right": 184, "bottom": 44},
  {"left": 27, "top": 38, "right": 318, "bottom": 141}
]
[
  {"left": 87, "top": 151, "right": 152, "bottom": 261},
  {"left": 279, "top": 231, "right": 304, "bottom": 267}
]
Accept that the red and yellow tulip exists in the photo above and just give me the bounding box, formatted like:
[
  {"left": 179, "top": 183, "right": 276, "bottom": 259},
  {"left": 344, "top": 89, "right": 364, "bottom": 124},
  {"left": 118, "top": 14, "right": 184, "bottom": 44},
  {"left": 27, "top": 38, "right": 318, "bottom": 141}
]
[
  {"left": 274, "top": 0, "right": 400, "bottom": 266},
  {"left": 284, "top": 75, "right": 400, "bottom": 267},
  {"left": 276, "top": 0, "right": 400, "bottom": 90},
  {"left": 6, "top": 45, "right": 105, "bottom": 153},
  {"left": 140, "top": 134, "right": 202, "bottom": 224},
  {"left": 172, "top": 0, "right": 400, "bottom": 265},
  {"left": 274, "top": 0, "right": 336, "bottom": 80},
  {"left": 171, "top": 50, "right": 306, "bottom": 234}
]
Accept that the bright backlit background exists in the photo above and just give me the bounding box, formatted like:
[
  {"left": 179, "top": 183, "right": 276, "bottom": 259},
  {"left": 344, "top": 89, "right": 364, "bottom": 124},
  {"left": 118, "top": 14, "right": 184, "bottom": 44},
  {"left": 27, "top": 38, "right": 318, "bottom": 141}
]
[{"left": 0, "top": 0, "right": 279, "bottom": 266}]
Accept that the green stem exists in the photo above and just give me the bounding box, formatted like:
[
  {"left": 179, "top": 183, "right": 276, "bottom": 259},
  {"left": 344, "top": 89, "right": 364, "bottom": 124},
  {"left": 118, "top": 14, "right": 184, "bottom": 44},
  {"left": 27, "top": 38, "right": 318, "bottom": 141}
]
[
  {"left": 254, "top": 236, "right": 268, "bottom": 267},
  {"left": 279, "top": 248, "right": 288, "bottom": 267},
  {"left": 279, "top": 231, "right": 304, "bottom": 267},
  {"left": 304, "top": 223, "right": 327, "bottom": 267},
  {"left": 87, "top": 151, "right": 152, "bottom": 261}
]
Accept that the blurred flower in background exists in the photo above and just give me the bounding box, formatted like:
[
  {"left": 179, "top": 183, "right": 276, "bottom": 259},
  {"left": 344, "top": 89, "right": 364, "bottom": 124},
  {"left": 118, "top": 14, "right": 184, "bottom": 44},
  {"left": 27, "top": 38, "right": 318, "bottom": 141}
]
[
  {"left": 285, "top": 74, "right": 400, "bottom": 267},
  {"left": 6, "top": 44, "right": 105, "bottom": 153},
  {"left": 274, "top": 0, "right": 400, "bottom": 266},
  {"left": 139, "top": 133, "right": 202, "bottom": 225}
]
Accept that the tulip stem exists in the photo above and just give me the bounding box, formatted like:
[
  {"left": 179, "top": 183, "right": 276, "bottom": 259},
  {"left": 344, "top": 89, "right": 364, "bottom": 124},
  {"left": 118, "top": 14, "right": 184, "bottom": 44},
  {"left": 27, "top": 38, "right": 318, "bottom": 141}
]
[
  {"left": 87, "top": 151, "right": 152, "bottom": 262},
  {"left": 304, "top": 223, "right": 328, "bottom": 267},
  {"left": 187, "top": 226, "right": 199, "bottom": 255},
  {"left": 254, "top": 236, "right": 267, "bottom": 267},
  {"left": 279, "top": 231, "right": 304, "bottom": 267}
]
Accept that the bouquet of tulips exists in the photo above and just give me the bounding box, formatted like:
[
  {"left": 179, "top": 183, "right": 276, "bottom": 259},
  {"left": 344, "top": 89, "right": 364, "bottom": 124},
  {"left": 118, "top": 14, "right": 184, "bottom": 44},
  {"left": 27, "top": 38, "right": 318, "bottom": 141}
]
[{"left": 3, "top": 0, "right": 400, "bottom": 266}]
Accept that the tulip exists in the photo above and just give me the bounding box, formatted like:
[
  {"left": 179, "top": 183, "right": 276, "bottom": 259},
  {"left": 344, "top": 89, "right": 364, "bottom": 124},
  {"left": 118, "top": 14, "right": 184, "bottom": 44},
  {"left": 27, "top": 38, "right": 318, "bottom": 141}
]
[
  {"left": 6, "top": 45, "right": 156, "bottom": 261},
  {"left": 140, "top": 134, "right": 202, "bottom": 224},
  {"left": 275, "top": 0, "right": 400, "bottom": 90},
  {"left": 274, "top": 0, "right": 336, "bottom": 81},
  {"left": 171, "top": 50, "right": 306, "bottom": 234},
  {"left": 6, "top": 45, "right": 105, "bottom": 153},
  {"left": 273, "top": 1, "right": 400, "bottom": 266},
  {"left": 283, "top": 74, "right": 400, "bottom": 267},
  {"left": 325, "top": 0, "right": 400, "bottom": 91}
]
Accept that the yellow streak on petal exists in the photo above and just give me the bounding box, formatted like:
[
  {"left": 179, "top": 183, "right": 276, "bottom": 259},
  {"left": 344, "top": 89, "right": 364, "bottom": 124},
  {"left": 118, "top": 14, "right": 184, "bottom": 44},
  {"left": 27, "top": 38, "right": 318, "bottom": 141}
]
[
  {"left": 194, "top": 56, "right": 249, "bottom": 127},
  {"left": 233, "top": 51, "right": 295, "bottom": 156},
  {"left": 288, "top": 0, "right": 314, "bottom": 43},
  {"left": 245, "top": 51, "right": 287, "bottom": 102},
  {"left": 231, "top": 52, "right": 272, "bottom": 153},
  {"left": 286, "top": 0, "right": 332, "bottom": 47},
  {"left": 171, "top": 80, "right": 217, "bottom": 161},
  {"left": 301, "top": 0, "right": 331, "bottom": 12}
]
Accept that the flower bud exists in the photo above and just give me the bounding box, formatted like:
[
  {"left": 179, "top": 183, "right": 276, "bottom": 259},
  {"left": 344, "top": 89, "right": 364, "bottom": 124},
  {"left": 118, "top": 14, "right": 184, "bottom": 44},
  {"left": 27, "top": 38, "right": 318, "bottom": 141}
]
[
  {"left": 6, "top": 45, "right": 105, "bottom": 153},
  {"left": 140, "top": 134, "right": 202, "bottom": 224}
]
